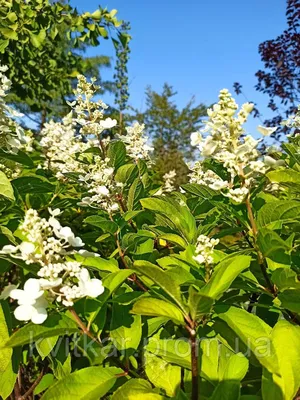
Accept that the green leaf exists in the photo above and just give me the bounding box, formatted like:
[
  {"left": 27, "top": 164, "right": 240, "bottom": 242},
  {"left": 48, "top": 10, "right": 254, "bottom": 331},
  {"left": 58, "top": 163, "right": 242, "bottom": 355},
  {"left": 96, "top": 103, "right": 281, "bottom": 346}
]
[
  {"left": 84, "top": 216, "right": 118, "bottom": 234},
  {"left": 199, "top": 339, "right": 248, "bottom": 386},
  {"left": 3, "top": 314, "right": 78, "bottom": 348},
  {"left": 157, "top": 233, "right": 187, "bottom": 249},
  {"left": 107, "top": 141, "right": 126, "bottom": 170},
  {"left": 145, "top": 352, "right": 181, "bottom": 397},
  {"left": 282, "top": 142, "right": 300, "bottom": 164},
  {"left": 257, "top": 201, "right": 300, "bottom": 228},
  {"left": 200, "top": 255, "right": 251, "bottom": 299},
  {"left": 0, "top": 302, "right": 16, "bottom": 399},
  {"left": 110, "top": 304, "right": 142, "bottom": 352},
  {"left": 140, "top": 197, "right": 197, "bottom": 244},
  {"left": 115, "top": 164, "right": 138, "bottom": 184},
  {"left": 30, "top": 30, "right": 46, "bottom": 47},
  {"left": 261, "top": 368, "right": 283, "bottom": 400},
  {"left": 52, "top": 353, "right": 72, "bottom": 380},
  {"left": 0, "top": 28, "right": 18, "bottom": 40},
  {"left": 132, "top": 260, "right": 187, "bottom": 313},
  {"left": 278, "top": 289, "right": 300, "bottom": 313},
  {"left": 132, "top": 297, "right": 185, "bottom": 325},
  {"left": 101, "top": 270, "right": 134, "bottom": 302},
  {"left": 270, "top": 320, "right": 300, "bottom": 400},
  {"left": 0, "top": 39, "right": 9, "bottom": 52},
  {"left": 123, "top": 210, "right": 143, "bottom": 221},
  {"left": 109, "top": 9, "right": 118, "bottom": 17},
  {"left": 221, "top": 352, "right": 249, "bottom": 381},
  {"left": 0, "top": 171, "right": 14, "bottom": 201},
  {"left": 111, "top": 378, "right": 165, "bottom": 399},
  {"left": 257, "top": 229, "right": 290, "bottom": 269},
  {"left": 90, "top": 9, "right": 102, "bottom": 20},
  {"left": 80, "top": 256, "right": 119, "bottom": 273},
  {"left": 0, "top": 226, "right": 17, "bottom": 245},
  {"left": 146, "top": 317, "right": 170, "bottom": 337},
  {"left": 0, "top": 149, "right": 34, "bottom": 167},
  {"left": 41, "top": 366, "right": 121, "bottom": 400},
  {"left": 127, "top": 178, "right": 144, "bottom": 211},
  {"left": 7, "top": 12, "right": 17, "bottom": 22},
  {"left": 36, "top": 336, "right": 58, "bottom": 360},
  {"left": 34, "top": 374, "right": 55, "bottom": 396},
  {"left": 209, "top": 381, "right": 241, "bottom": 400},
  {"left": 135, "top": 238, "right": 154, "bottom": 255},
  {"left": 181, "top": 183, "right": 217, "bottom": 199},
  {"left": 217, "top": 306, "right": 278, "bottom": 374},
  {"left": 188, "top": 287, "right": 214, "bottom": 320},
  {"left": 12, "top": 176, "right": 55, "bottom": 194},
  {"left": 267, "top": 169, "right": 300, "bottom": 184},
  {"left": 272, "top": 268, "right": 300, "bottom": 291},
  {"left": 98, "top": 27, "right": 108, "bottom": 37},
  {"left": 83, "top": 298, "right": 106, "bottom": 331},
  {"left": 146, "top": 337, "right": 191, "bottom": 369}
]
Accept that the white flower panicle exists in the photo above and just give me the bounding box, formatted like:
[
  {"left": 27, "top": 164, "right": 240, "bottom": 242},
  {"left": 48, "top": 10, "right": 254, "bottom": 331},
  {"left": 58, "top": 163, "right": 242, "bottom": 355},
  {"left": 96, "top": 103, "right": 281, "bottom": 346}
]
[
  {"left": 0, "top": 65, "right": 32, "bottom": 154},
  {"left": 39, "top": 76, "right": 123, "bottom": 213},
  {"left": 189, "top": 163, "right": 229, "bottom": 191},
  {"left": 0, "top": 163, "right": 21, "bottom": 179},
  {"left": 163, "top": 170, "right": 177, "bottom": 193},
  {"left": 40, "top": 117, "right": 90, "bottom": 179},
  {"left": 0, "top": 65, "right": 11, "bottom": 96},
  {"left": 40, "top": 75, "right": 154, "bottom": 213},
  {"left": 285, "top": 105, "right": 300, "bottom": 131},
  {"left": 78, "top": 156, "right": 121, "bottom": 212},
  {"left": 0, "top": 209, "right": 104, "bottom": 323},
  {"left": 189, "top": 89, "right": 280, "bottom": 203},
  {"left": 193, "top": 235, "right": 219, "bottom": 265},
  {"left": 71, "top": 75, "right": 117, "bottom": 137},
  {"left": 120, "top": 122, "right": 153, "bottom": 160}
]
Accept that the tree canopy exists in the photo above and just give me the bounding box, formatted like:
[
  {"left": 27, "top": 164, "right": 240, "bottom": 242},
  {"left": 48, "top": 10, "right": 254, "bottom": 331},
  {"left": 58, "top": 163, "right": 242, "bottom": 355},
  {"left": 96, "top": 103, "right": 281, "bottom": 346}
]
[
  {"left": 255, "top": 0, "right": 300, "bottom": 139},
  {"left": 0, "top": 0, "right": 130, "bottom": 128},
  {"left": 134, "top": 83, "right": 207, "bottom": 184}
]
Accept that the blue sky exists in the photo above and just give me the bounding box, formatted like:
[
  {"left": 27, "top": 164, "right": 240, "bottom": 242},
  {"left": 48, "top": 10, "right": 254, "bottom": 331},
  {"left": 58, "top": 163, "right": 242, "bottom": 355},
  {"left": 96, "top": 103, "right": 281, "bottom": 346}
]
[{"left": 71, "top": 0, "right": 287, "bottom": 135}]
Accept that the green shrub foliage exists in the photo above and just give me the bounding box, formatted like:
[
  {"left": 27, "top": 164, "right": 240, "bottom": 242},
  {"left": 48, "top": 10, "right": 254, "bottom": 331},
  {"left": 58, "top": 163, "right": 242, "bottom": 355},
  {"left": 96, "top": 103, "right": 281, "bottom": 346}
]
[{"left": 0, "top": 67, "right": 300, "bottom": 400}]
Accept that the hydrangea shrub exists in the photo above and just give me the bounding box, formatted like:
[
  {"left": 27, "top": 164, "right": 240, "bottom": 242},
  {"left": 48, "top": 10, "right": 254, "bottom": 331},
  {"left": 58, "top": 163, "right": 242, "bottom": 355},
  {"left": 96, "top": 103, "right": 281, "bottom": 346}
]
[{"left": 0, "top": 67, "right": 300, "bottom": 400}]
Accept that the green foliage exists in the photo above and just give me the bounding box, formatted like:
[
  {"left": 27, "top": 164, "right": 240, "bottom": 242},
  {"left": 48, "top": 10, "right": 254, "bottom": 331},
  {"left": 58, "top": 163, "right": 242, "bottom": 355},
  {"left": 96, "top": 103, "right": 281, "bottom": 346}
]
[
  {"left": 0, "top": 0, "right": 128, "bottom": 124},
  {"left": 0, "top": 302, "right": 16, "bottom": 399},
  {"left": 40, "top": 367, "right": 122, "bottom": 400},
  {"left": 0, "top": 171, "right": 14, "bottom": 201},
  {"left": 2, "top": 64, "right": 300, "bottom": 400}
]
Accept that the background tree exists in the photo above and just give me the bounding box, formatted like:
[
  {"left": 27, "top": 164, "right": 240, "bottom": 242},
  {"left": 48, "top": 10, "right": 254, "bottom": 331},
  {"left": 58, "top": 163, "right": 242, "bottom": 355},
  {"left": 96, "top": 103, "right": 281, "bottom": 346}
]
[
  {"left": 134, "top": 83, "right": 207, "bottom": 184},
  {"left": 113, "top": 21, "right": 131, "bottom": 135},
  {"left": 0, "top": 0, "right": 130, "bottom": 129},
  {"left": 254, "top": 0, "right": 300, "bottom": 139}
]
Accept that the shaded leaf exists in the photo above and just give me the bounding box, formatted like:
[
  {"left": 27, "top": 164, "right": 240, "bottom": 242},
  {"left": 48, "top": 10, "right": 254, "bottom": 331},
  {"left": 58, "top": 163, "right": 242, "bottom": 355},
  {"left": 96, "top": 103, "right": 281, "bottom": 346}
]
[{"left": 41, "top": 366, "right": 121, "bottom": 400}]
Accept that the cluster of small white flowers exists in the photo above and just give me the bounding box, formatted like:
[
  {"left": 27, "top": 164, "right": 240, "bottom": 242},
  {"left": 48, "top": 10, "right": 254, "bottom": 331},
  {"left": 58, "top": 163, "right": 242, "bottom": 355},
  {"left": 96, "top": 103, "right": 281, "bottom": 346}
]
[
  {"left": 189, "top": 162, "right": 229, "bottom": 191},
  {"left": 285, "top": 105, "right": 300, "bottom": 130},
  {"left": 0, "top": 65, "right": 11, "bottom": 96},
  {"left": 39, "top": 76, "right": 122, "bottom": 213},
  {"left": 193, "top": 235, "right": 219, "bottom": 265},
  {"left": 70, "top": 75, "right": 117, "bottom": 137},
  {"left": 0, "top": 209, "right": 104, "bottom": 323},
  {"left": 120, "top": 122, "right": 153, "bottom": 160},
  {"left": 78, "top": 156, "right": 122, "bottom": 212},
  {"left": 40, "top": 116, "right": 90, "bottom": 179},
  {"left": 190, "top": 89, "right": 280, "bottom": 203},
  {"left": 0, "top": 65, "right": 33, "bottom": 154},
  {"left": 163, "top": 170, "right": 176, "bottom": 192},
  {"left": 0, "top": 162, "right": 21, "bottom": 179}
]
